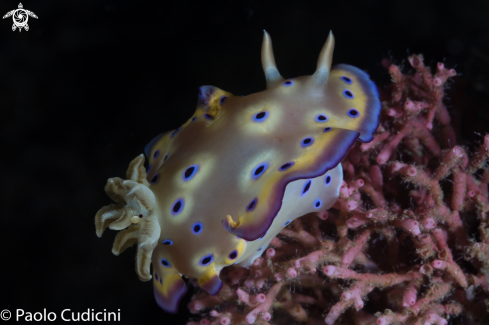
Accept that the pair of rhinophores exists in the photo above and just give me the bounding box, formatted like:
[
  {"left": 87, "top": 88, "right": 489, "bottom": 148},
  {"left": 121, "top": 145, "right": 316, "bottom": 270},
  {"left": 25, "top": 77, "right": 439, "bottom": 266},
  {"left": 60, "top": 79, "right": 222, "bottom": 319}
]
[{"left": 95, "top": 30, "right": 380, "bottom": 313}]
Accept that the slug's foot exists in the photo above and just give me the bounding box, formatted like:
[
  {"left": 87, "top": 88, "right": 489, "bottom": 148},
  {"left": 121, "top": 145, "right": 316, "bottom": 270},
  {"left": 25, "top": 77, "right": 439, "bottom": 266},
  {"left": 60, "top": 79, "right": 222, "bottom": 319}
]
[{"left": 95, "top": 154, "right": 160, "bottom": 281}]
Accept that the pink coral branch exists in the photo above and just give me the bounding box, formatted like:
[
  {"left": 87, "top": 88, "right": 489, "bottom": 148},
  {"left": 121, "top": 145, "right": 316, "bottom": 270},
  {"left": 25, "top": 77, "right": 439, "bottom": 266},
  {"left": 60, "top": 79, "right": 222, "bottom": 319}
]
[
  {"left": 432, "top": 147, "right": 465, "bottom": 181},
  {"left": 468, "top": 134, "right": 489, "bottom": 174},
  {"left": 431, "top": 259, "right": 467, "bottom": 288},
  {"left": 407, "top": 281, "right": 452, "bottom": 316},
  {"left": 324, "top": 299, "right": 354, "bottom": 325},
  {"left": 451, "top": 171, "right": 468, "bottom": 211},
  {"left": 188, "top": 53, "right": 489, "bottom": 325},
  {"left": 402, "top": 279, "right": 422, "bottom": 308},
  {"left": 341, "top": 228, "right": 372, "bottom": 267},
  {"left": 245, "top": 282, "right": 282, "bottom": 324}
]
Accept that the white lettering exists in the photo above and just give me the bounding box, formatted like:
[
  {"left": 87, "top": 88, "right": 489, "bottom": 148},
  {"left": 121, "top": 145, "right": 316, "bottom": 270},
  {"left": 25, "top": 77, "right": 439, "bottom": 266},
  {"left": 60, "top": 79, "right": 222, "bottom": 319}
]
[
  {"left": 33, "top": 312, "right": 43, "bottom": 321},
  {"left": 16, "top": 309, "right": 24, "bottom": 320},
  {"left": 107, "top": 311, "right": 116, "bottom": 321},
  {"left": 81, "top": 309, "right": 90, "bottom": 321},
  {"left": 61, "top": 309, "right": 71, "bottom": 321},
  {"left": 47, "top": 311, "right": 56, "bottom": 321},
  {"left": 15, "top": 308, "right": 120, "bottom": 322}
]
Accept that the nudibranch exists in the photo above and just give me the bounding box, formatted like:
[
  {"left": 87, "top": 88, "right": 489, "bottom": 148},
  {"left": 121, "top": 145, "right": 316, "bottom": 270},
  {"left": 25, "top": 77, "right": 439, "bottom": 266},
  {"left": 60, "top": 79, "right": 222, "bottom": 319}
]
[{"left": 95, "top": 31, "right": 380, "bottom": 313}]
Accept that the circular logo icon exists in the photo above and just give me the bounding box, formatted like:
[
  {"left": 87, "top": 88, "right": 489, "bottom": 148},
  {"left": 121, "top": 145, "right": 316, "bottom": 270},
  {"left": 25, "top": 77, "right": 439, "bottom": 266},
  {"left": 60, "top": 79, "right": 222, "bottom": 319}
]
[
  {"left": 2, "top": 3, "right": 38, "bottom": 32},
  {"left": 0, "top": 309, "right": 11, "bottom": 321},
  {"left": 13, "top": 9, "right": 28, "bottom": 26}
]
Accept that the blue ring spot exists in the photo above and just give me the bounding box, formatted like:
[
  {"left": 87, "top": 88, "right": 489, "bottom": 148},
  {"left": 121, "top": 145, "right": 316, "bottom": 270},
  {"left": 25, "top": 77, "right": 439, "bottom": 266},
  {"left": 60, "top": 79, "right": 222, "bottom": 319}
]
[
  {"left": 247, "top": 198, "right": 258, "bottom": 212},
  {"left": 147, "top": 164, "right": 152, "bottom": 172},
  {"left": 204, "top": 114, "right": 214, "bottom": 120},
  {"left": 301, "top": 137, "right": 314, "bottom": 147},
  {"left": 252, "top": 163, "right": 268, "bottom": 179},
  {"left": 220, "top": 96, "right": 227, "bottom": 105},
  {"left": 252, "top": 111, "right": 269, "bottom": 123},
  {"left": 343, "top": 90, "right": 354, "bottom": 99},
  {"left": 283, "top": 80, "right": 294, "bottom": 86},
  {"left": 314, "top": 199, "right": 322, "bottom": 209},
  {"left": 162, "top": 240, "right": 173, "bottom": 246},
  {"left": 348, "top": 109, "right": 360, "bottom": 118},
  {"left": 341, "top": 76, "right": 353, "bottom": 84},
  {"left": 160, "top": 259, "right": 171, "bottom": 268},
  {"left": 155, "top": 272, "right": 159, "bottom": 280},
  {"left": 228, "top": 250, "right": 238, "bottom": 260},
  {"left": 258, "top": 230, "right": 269, "bottom": 240},
  {"left": 199, "top": 254, "right": 214, "bottom": 266},
  {"left": 183, "top": 165, "right": 199, "bottom": 181},
  {"left": 279, "top": 162, "right": 294, "bottom": 171},
  {"left": 171, "top": 199, "right": 184, "bottom": 215},
  {"left": 192, "top": 116, "right": 197, "bottom": 122},
  {"left": 323, "top": 127, "right": 332, "bottom": 132},
  {"left": 283, "top": 220, "right": 292, "bottom": 226},
  {"left": 153, "top": 150, "right": 160, "bottom": 159},
  {"left": 302, "top": 180, "right": 312, "bottom": 196},
  {"left": 164, "top": 153, "right": 169, "bottom": 162},
  {"left": 192, "top": 222, "right": 203, "bottom": 234},
  {"left": 316, "top": 114, "right": 328, "bottom": 122},
  {"left": 325, "top": 175, "right": 332, "bottom": 185},
  {"left": 170, "top": 127, "right": 181, "bottom": 138},
  {"left": 150, "top": 174, "right": 159, "bottom": 184},
  {"left": 257, "top": 247, "right": 263, "bottom": 251}
]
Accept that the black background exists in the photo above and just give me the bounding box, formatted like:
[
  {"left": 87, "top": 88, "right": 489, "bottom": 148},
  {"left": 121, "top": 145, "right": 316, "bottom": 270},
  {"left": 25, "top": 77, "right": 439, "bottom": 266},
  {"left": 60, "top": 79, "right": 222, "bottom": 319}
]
[{"left": 2, "top": 0, "right": 489, "bottom": 324}]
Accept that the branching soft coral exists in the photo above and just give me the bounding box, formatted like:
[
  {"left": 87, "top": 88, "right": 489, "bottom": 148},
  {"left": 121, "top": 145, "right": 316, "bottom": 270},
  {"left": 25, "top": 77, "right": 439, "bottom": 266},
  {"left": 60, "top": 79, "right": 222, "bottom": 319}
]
[{"left": 186, "top": 55, "right": 489, "bottom": 325}]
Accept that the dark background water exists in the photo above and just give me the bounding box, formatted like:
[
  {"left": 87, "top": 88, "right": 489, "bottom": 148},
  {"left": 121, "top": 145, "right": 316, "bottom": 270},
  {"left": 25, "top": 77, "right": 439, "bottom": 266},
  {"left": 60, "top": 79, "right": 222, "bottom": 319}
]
[{"left": 2, "top": 0, "right": 489, "bottom": 324}]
